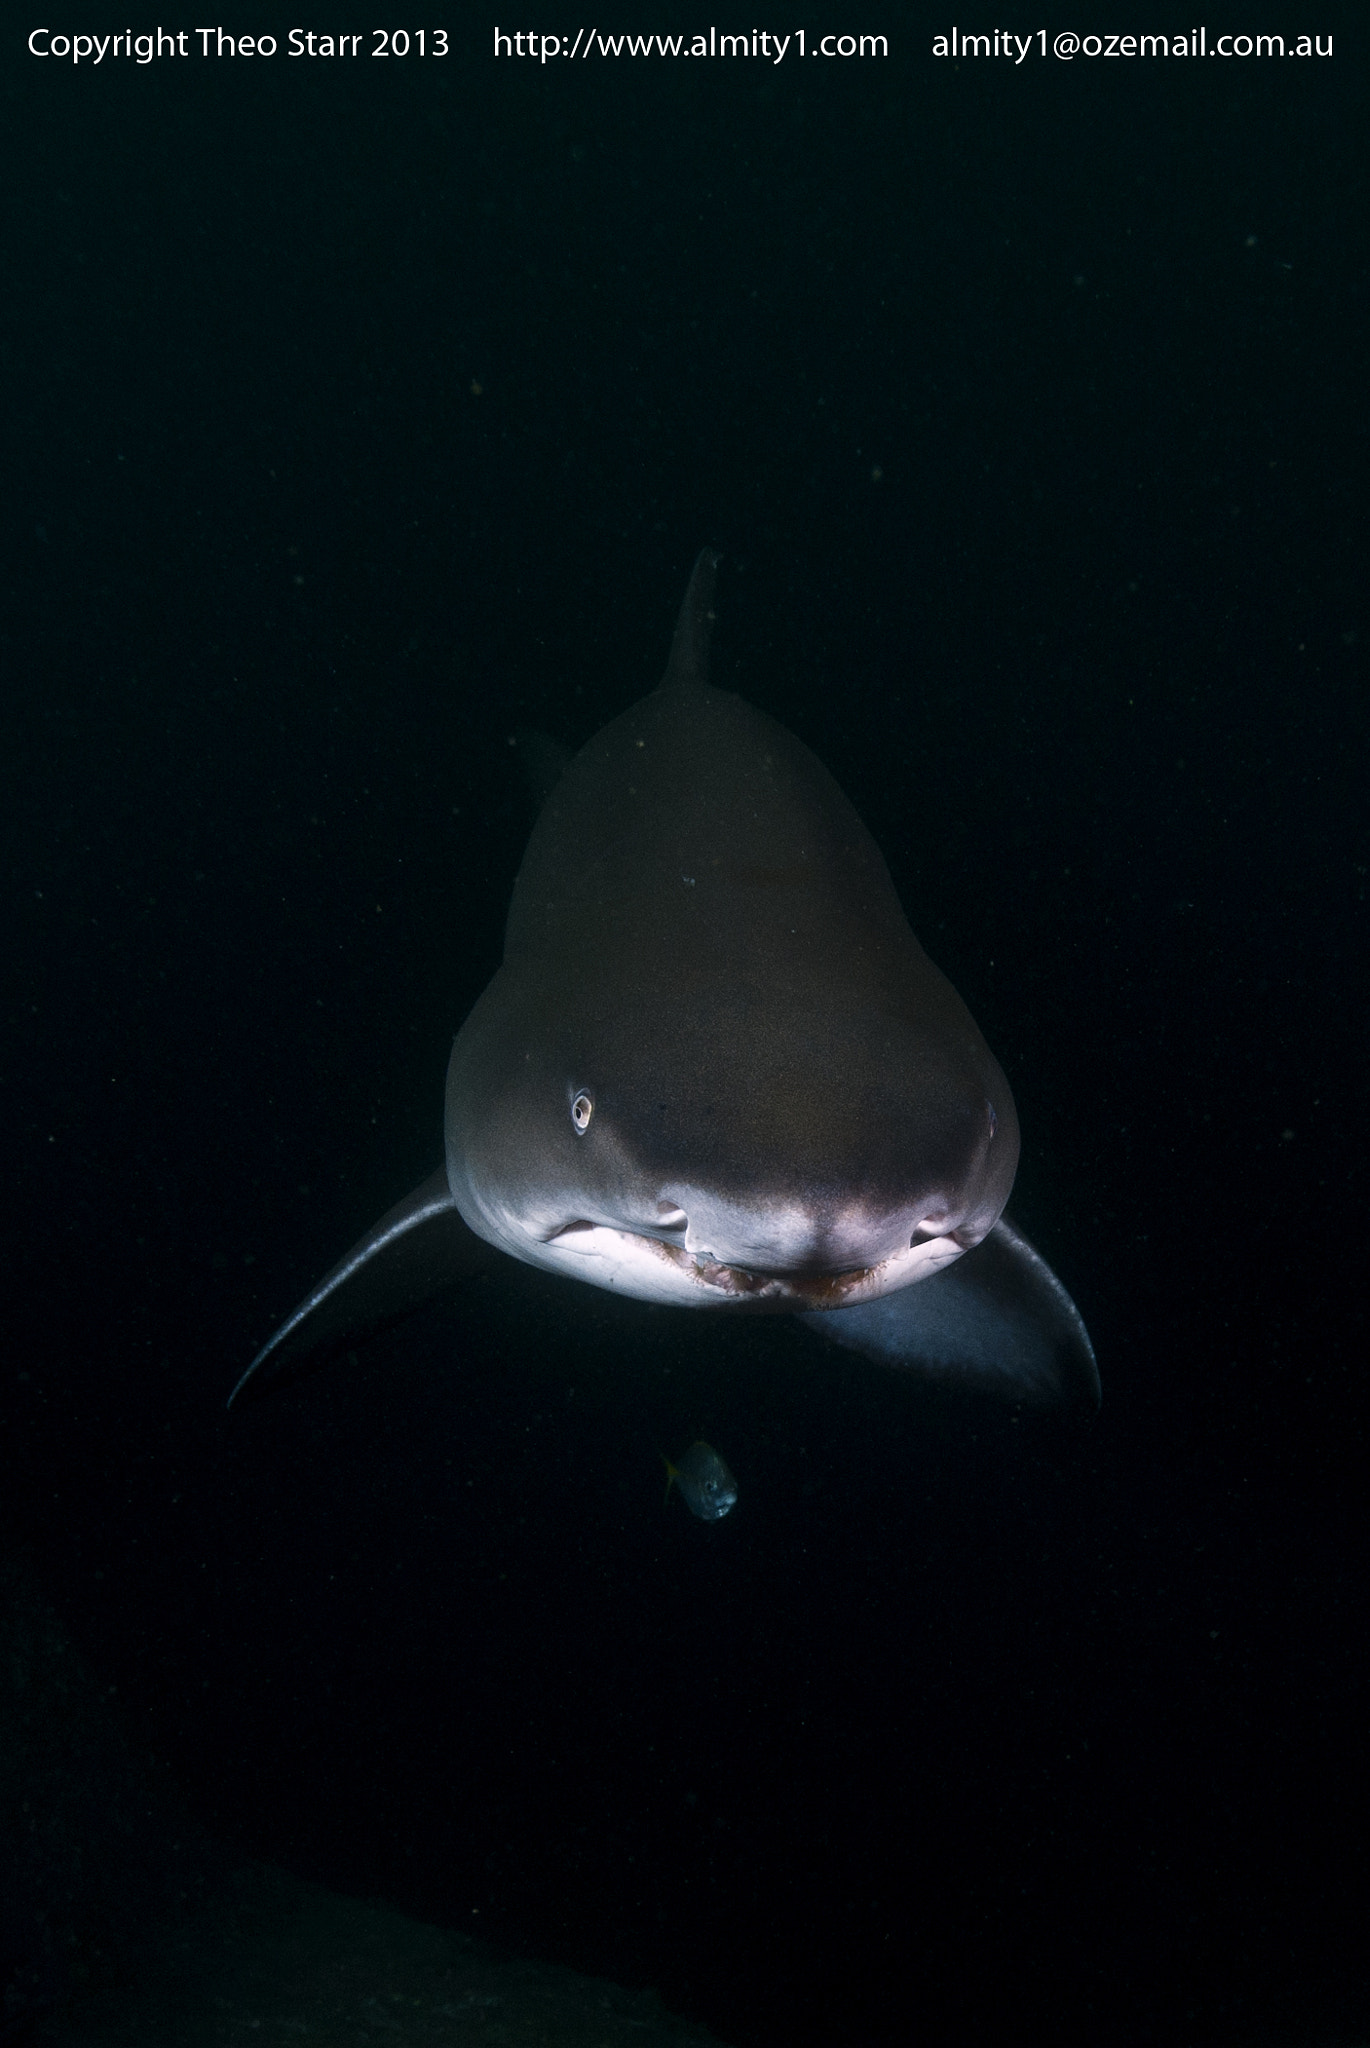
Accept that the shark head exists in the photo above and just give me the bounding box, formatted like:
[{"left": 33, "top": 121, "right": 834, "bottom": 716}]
[
  {"left": 446, "top": 973, "right": 1017, "bottom": 1310},
  {"left": 444, "top": 554, "right": 1018, "bottom": 1311}
]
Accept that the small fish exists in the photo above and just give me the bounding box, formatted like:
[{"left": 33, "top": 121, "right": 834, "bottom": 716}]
[{"left": 663, "top": 1441, "right": 738, "bottom": 1522}]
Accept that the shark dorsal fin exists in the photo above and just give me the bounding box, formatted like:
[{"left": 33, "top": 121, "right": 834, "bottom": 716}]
[{"left": 659, "top": 548, "right": 720, "bottom": 691}]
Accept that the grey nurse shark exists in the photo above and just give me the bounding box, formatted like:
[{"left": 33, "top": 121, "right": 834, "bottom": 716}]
[{"left": 231, "top": 553, "right": 1096, "bottom": 1412}]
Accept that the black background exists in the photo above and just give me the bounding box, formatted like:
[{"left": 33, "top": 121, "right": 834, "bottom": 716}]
[{"left": 4, "top": 9, "right": 1366, "bottom": 2044}]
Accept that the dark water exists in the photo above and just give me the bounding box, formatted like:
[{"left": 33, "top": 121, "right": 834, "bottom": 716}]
[{"left": 4, "top": 17, "right": 1366, "bottom": 2045}]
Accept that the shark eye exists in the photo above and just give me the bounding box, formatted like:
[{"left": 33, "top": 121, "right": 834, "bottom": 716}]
[{"left": 571, "top": 1090, "right": 594, "bottom": 1134}]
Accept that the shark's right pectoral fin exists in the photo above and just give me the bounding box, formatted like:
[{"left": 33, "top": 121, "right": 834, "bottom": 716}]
[
  {"left": 229, "top": 1168, "right": 494, "bottom": 1408},
  {"left": 799, "top": 1216, "right": 1100, "bottom": 1411}
]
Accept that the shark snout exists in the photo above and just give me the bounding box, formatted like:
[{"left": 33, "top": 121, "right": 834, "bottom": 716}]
[{"left": 665, "top": 1187, "right": 936, "bottom": 1277}]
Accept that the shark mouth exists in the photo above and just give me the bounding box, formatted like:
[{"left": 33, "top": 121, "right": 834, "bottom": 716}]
[{"left": 539, "top": 1219, "right": 967, "bottom": 1309}]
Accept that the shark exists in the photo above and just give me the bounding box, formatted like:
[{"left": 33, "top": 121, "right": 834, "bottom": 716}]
[{"left": 231, "top": 552, "right": 1096, "bottom": 1412}]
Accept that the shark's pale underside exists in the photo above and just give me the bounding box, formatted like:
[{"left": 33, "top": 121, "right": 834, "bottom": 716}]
[{"left": 231, "top": 553, "right": 1097, "bottom": 1411}]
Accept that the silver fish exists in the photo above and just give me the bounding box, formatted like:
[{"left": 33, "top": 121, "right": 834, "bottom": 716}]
[{"left": 664, "top": 1442, "right": 738, "bottom": 1522}]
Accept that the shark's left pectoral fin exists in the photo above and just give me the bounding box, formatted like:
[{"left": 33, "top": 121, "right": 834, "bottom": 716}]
[
  {"left": 228, "top": 1168, "right": 494, "bottom": 1408},
  {"left": 799, "top": 1216, "right": 1099, "bottom": 1411}
]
